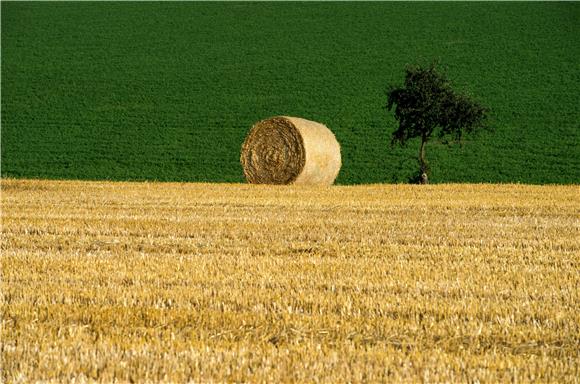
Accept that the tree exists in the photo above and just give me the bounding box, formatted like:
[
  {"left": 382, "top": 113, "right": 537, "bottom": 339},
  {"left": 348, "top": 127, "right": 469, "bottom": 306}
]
[{"left": 386, "top": 63, "right": 488, "bottom": 184}]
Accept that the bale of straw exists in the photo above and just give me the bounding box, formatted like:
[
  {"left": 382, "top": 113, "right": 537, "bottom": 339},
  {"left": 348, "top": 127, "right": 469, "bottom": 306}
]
[{"left": 240, "top": 116, "right": 341, "bottom": 185}]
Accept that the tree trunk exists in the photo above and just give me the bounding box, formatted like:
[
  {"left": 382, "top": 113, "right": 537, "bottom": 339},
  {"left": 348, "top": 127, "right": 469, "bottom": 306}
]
[{"left": 419, "top": 137, "right": 429, "bottom": 184}]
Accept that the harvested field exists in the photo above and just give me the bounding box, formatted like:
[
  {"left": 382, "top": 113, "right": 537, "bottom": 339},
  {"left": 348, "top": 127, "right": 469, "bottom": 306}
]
[{"left": 1, "top": 179, "right": 579, "bottom": 382}]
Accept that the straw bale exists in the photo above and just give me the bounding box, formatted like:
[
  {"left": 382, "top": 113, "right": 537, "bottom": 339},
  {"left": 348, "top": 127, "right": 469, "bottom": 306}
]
[{"left": 240, "top": 116, "right": 341, "bottom": 185}]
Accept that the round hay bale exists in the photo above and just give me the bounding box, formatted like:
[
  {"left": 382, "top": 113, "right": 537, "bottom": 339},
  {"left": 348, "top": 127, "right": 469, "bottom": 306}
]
[{"left": 240, "top": 116, "right": 341, "bottom": 185}]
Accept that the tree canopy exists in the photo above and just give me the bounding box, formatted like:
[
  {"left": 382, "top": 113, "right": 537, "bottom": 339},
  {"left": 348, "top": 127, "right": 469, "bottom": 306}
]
[{"left": 386, "top": 63, "right": 488, "bottom": 183}]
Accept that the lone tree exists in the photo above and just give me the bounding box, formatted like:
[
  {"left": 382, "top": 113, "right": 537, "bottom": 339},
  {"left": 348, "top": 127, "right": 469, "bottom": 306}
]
[{"left": 386, "top": 63, "right": 488, "bottom": 184}]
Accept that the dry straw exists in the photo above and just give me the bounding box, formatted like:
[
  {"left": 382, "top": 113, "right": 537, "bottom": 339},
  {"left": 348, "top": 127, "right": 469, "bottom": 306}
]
[{"left": 240, "top": 116, "right": 341, "bottom": 185}]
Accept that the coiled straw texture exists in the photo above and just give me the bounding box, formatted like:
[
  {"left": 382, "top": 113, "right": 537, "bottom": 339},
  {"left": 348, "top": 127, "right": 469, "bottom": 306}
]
[{"left": 240, "top": 116, "right": 341, "bottom": 185}]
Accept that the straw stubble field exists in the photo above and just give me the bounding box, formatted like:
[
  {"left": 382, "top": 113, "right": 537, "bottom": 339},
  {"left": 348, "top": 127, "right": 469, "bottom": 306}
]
[{"left": 2, "top": 179, "right": 579, "bottom": 382}]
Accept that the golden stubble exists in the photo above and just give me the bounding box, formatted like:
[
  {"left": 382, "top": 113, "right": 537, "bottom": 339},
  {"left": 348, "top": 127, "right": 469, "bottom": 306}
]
[{"left": 2, "top": 179, "right": 579, "bottom": 383}]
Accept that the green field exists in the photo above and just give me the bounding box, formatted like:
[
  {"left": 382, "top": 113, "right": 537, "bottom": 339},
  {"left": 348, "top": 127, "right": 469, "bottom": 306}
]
[{"left": 2, "top": 2, "right": 579, "bottom": 184}]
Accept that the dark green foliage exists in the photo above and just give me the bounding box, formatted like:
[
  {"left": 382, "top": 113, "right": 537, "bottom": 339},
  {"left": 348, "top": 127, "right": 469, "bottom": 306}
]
[
  {"left": 387, "top": 63, "right": 488, "bottom": 182},
  {"left": 1, "top": 2, "right": 579, "bottom": 184}
]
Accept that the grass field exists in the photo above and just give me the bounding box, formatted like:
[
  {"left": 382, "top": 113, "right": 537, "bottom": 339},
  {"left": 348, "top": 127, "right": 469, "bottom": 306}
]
[
  {"left": 2, "top": 179, "right": 579, "bottom": 382},
  {"left": 2, "top": 2, "right": 580, "bottom": 184}
]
